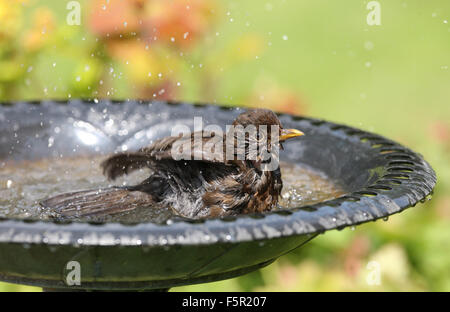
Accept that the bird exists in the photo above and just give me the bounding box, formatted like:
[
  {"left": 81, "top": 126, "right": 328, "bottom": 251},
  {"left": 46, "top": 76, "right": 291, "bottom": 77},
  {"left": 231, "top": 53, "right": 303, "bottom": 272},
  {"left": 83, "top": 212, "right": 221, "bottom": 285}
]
[{"left": 40, "top": 108, "right": 304, "bottom": 220}]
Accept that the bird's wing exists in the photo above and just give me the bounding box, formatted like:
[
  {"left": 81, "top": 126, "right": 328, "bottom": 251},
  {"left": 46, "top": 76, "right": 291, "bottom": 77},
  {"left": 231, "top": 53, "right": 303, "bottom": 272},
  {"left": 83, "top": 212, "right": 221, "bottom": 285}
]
[
  {"left": 101, "top": 153, "right": 152, "bottom": 180},
  {"left": 142, "top": 131, "right": 227, "bottom": 162},
  {"left": 102, "top": 131, "right": 229, "bottom": 180}
]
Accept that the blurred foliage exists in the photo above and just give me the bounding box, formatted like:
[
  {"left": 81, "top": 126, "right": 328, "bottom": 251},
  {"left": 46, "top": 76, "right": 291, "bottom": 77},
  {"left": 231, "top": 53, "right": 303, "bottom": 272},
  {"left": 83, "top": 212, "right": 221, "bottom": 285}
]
[{"left": 0, "top": 0, "right": 449, "bottom": 292}]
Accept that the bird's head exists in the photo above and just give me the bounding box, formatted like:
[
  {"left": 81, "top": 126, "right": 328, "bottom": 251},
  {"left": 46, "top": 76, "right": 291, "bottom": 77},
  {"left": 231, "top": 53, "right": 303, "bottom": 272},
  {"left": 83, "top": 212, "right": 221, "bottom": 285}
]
[
  {"left": 232, "top": 108, "right": 304, "bottom": 144},
  {"left": 228, "top": 108, "right": 304, "bottom": 170}
]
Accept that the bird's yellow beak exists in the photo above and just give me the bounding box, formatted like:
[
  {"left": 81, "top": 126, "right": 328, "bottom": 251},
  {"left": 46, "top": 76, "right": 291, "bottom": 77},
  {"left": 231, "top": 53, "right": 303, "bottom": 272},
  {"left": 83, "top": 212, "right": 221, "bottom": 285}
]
[{"left": 280, "top": 128, "right": 304, "bottom": 141}]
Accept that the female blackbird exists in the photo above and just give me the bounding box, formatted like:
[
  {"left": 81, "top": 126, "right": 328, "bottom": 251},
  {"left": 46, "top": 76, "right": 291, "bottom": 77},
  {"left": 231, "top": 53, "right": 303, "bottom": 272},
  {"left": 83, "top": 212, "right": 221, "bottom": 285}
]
[{"left": 40, "top": 109, "right": 304, "bottom": 219}]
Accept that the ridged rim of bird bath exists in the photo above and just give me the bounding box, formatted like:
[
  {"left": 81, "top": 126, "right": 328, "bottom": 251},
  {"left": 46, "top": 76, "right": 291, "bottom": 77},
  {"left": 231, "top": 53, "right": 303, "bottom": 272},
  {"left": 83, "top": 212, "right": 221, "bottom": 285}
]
[{"left": 0, "top": 100, "right": 436, "bottom": 248}]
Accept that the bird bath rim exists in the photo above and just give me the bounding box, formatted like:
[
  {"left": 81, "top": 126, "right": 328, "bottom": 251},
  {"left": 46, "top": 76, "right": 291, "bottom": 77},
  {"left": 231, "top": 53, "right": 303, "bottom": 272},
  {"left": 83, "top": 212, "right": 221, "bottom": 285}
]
[{"left": 0, "top": 100, "right": 437, "bottom": 248}]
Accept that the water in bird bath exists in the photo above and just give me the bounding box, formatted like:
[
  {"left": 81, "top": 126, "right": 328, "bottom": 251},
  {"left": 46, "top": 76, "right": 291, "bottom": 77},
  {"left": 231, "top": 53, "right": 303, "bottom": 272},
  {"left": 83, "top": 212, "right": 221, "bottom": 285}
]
[
  {"left": 278, "top": 162, "right": 345, "bottom": 209},
  {"left": 0, "top": 156, "right": 345, "bottom": 223}
]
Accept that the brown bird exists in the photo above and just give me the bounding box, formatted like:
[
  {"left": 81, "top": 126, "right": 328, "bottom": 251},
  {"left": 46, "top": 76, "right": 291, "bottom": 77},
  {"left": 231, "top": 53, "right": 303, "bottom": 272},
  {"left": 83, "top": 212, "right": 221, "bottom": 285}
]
[{"left": 40, "top": 109, "right": 304, "bottom": 220}]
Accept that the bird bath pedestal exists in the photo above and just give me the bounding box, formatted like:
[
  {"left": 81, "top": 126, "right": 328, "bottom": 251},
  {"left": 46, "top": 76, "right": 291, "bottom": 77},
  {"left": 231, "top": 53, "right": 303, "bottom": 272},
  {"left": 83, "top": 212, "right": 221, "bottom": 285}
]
[{"left": 0, "top": 100, "right": 436, "bottom": 291}]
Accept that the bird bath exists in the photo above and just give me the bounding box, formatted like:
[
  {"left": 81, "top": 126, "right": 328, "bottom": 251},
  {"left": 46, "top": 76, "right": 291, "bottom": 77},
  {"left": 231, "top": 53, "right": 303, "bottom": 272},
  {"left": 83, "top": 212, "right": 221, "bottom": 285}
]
[{"left": 0, "top": 100, "right": 436, "bottom": 291}]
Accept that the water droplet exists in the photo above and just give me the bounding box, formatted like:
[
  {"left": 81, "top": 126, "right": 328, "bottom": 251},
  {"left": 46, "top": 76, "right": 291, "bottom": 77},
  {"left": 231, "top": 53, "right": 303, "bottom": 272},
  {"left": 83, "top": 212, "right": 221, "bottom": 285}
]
[
  {"left": 364, "top": 41, "right": 374, "bottom": 50},
  {"left": 282, "top": 35, "right": 288, "bottom": 40},
  {"left": 48, "top": 137, "right": 54, "bottom": 148},
  {"left": 420, "top": 194, "right": 433, "bottom": 203}
]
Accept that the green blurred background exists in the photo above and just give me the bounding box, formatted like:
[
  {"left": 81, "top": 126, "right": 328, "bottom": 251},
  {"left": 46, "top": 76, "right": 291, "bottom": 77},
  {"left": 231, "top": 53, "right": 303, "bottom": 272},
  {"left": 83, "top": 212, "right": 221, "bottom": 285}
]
[{"left": 0, "top": 0, "right": 449, "bottom": 291}]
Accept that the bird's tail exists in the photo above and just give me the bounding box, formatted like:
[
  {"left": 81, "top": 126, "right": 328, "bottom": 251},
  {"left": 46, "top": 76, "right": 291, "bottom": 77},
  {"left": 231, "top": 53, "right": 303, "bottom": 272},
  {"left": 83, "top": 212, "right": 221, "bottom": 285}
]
[{"left": 40, "top": 187, "right": 155, "bottom": 219}]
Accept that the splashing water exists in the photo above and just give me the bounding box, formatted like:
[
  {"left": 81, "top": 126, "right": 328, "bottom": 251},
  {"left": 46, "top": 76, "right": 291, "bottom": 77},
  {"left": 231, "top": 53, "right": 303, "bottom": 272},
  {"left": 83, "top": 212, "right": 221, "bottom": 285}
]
[{"left": 0, "top": 156, "right": 345, "bottom": 223}]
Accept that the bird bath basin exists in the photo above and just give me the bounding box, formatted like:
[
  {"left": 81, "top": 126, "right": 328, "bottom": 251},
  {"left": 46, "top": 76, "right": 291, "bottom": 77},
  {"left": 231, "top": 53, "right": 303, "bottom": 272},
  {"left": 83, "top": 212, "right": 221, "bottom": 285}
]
[{"left": 0, "top": 100, "right": 436, "bottom": 291}]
